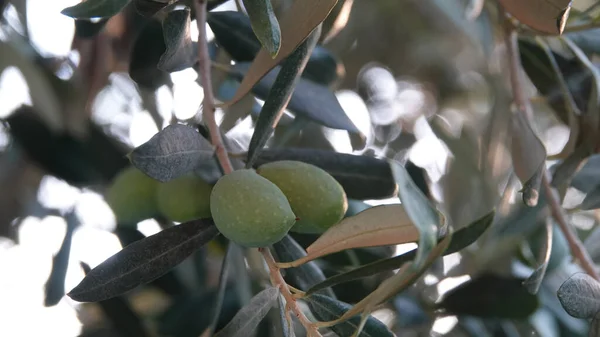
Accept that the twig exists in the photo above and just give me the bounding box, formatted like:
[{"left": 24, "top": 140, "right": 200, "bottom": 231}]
[
  {"left": 194, "top": 0, "right": 234, "bottom": 175},
  {"left": 502, "top": 14, "right": 600, "bottom": 281},
  {"left": 260, "top": 248, "right": 322, "bottom": 337}
]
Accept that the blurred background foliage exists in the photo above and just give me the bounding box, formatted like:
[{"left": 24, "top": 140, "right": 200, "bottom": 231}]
[{"left": 2, "top": 0, "right": 600, "bottom": 336}]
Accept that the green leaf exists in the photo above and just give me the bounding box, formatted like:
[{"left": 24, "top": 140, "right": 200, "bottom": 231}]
[
  {"left": 273, "top": 235, "right": 336, "bottom": 298},
  {"left": 437, "top": 273, "right": 539, "bottom": 319},
  {"left": 67, "top": 219, "right": 219, "bottom": 302},
  {"left": 129, "top": 19, "right": 172, "bottom": 89},
  {"left": 571, "top": 154, "right": 600, "bottom": 193},
  {"left": 305, "top": 211, "right": 494, "bottom": 295},
  {"left": 497, "top": 0, "right": 572, "bottom": 34},
  {"left": 242, "top": 0, "right": 281, "bottom": 58},
  {"left": 390, "top": 161, "right": 440, "bottom": 269},
  {"left": 558, "top": 273, "right": 600, "bottom": 319},
  {"left": 307, "top": 295, "right": 393, "bottom": 337},
  {"left": 213, "top": 286, "right": 280, "bottom": 337},
  {"left": 207, "top": 10, "right": 341, "bottom": 86},
  {"left": 158, "top": 7, "right": 196, "bottom": 72},
  {"left": 254, "top": 148, "right": 396, "bottom": 200},
  {"left": 129, "top": 124, "right": 217, "bottom": 182},
  {"left": 245, "top": 26, "right": 321, "bottom": 168},
  {"left": 205, "top": 242, "right": 234, "bottom": 337},
  {"left": 134, "top": 0, "right": 172, "bottom": 18},
  {"left": 45, "top": 213, "right": 78, "bottom": 306},
  {"left": 61, "top": 0, "right": 131, "bottom": 19},
  {"left": 523, "top": 218, "right": 553, "bottom": 294}
]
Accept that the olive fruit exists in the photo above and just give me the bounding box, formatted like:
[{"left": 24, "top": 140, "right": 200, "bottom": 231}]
[
  {"left": 256, "top": 161, "right": 348, "bottom": 234},
  {"left": 106, "top": 166, "right": 160, "bottom": 224},
  {"left": 156, "top": 175, "right": 213, "bottom": 222},
  {"left": 210, "top": 169, "right": 297, "bottom": 247}
]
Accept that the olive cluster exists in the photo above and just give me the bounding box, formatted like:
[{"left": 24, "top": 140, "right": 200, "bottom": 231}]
[{"left": 106, "top": 161, "right": 348, "bottom": 247}]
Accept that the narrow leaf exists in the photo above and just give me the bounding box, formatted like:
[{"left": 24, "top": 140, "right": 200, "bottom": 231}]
[
  {"left": 158, "top": 7, "right": 196, "bottom": 72},
  {"left": 558, "top": 273, "right": 600, "bottom": 319},
  {"left": 437, "top": 274, "right": 539, "bottom": 319},
  {"left": 390, "top": 161, "right": 440, "bottom": 269},
  {"left": 254, "top": 148, "right": 396, "bottom": 200},
  {"left": 497, "top": 0, "right": 573, "bottom": 35},
  {"left": 213, "top": 286, "right": 280, "bottom": 337},
  {"left": 45, "top": 213, "right": 78, "bottom": 306},
  {"left": 242, "top": 0, "right": 281, "bottom": 58},
  {"left": 61, "top": 0, "right": 131, "bottom": 19},
  {"left": 510, "top": 112, "right": 547, "bottom": 207},
  {"left": 523, "top": 217, "right": 553, "bottom": 294},
  {"left": 67, "top": 219, "right": 219, "bottom": 302},
  {"left": 305, "top": 211, "right": 494, "bottom": 295},
  {"left": 282, "top": 205, "right": 419, "bottom": 268},
  {"left": 246, "top": 26, "right": 320, "bottom": 168},
  {"left": 231, "top": 62, "right": 360, "bottom": 133},
  {"left": 206, "top": 242, "right": 234, "bottom": 337},
  {"left": 307, "top": 295, "right": 393, "bottom": 337},
  {"left": 129, "top": 124, "right": 216, "bottom": 182},
  {"left": 332, "top": 235, "right": 452, "bottom": 325},
  {"left": 590, "top": 312, "right": 600, "bottom": 337},
  {"left": 220, "top": 0, "right": 339, "bottom": 107}
]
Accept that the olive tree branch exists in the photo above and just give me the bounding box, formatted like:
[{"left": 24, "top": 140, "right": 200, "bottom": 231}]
[
  {"left": 502, "top": 15, "right": 600, "bottom": 281},
  {"left": 194, "top": 0, "right": 234, "bottom": 175}
]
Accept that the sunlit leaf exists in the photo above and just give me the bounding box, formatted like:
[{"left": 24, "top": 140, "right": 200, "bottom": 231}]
[
  {"left": 558, "top": 273, "right": 600, "bottom": 319},
  {"left": 305, "top": 211, "right": 494, "bottom": 295},
  {"left": 246, "top": 27, "right": 320, "bottom": 168},
  {"left": 61, "top": 0, "right": 131, "bottom": 19},
  {"left": 129, "top": 124, "right": 216, "bottom": 182},
  {"left": 307, "top": 294, "right": 393, "bottom": 337},
  {"left": 254, "top": 148, "right": 397, "bottom": 200},
  {"left": 213, "top": 286, "right": 280, "bottom": 337},
  {"left": 390, "top": 162, "right": 440, "bottom": 269},
  {"left": 497, "top": 0, "right": 573, "bottom": 35},
  {"left": 220, "top": 0, "right": 339, "bottom": 107},
  {"left": 437, "top": 273, "right": 539, "bottom": 319},
  {"left": 279, "top": 205, "right": 419, "bottom": 268},
  {"left": 242, "top": 0, "right": 281, "bottom": 58},
  {"left": 67, "top": 219, "right": 219, "bottom": 302},
  {"left": 510, "top": 112, "right": 547, "bottom": 207},
  {"left": 158, "top": 7, "right": 196, "bottom": 72}
]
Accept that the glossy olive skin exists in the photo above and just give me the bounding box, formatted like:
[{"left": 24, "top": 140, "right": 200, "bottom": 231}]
[
  {"left": 257, "top": 160, "right": 348, "bottom": 234},
  {"left": 210, "top": 169, "right": 296, "bottom": 247},
  {"left": 157, "top": 175, "right": 213, "bottom": 223},
  {"left": 106, "top": 166, "right": 160, "bottom": 225}
]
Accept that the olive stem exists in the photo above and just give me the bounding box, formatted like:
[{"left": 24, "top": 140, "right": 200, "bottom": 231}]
[
  {"left": 194, "top": 0, "right": 234, "bottom": 175},
  {"left": 260, "top": 247, "right": 323, "bottom": 337},
  {"left": 502, "top": 11, "right": 600, "bottom": 280}
]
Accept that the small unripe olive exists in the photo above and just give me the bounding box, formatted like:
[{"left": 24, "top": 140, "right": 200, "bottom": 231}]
[
  {"left": 256, "top": 160, "right": 348, "bottom": 234},
  {"left": 156, "top": 175, "right": 213, "bottom": 222},
  {"left": 106, "top": 166, "right": 160, "bottom": 224},
  {"left": 210, "top": 169, "right": 296, "bottom": 247}
]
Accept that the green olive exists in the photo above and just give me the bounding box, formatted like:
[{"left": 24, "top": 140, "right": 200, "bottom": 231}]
[
  {"left": 106, "top": 166, "right": 160, "bottom": 225},
  {"left": 257, "top": 160, "right": 348, "bottom": 234},
  {"left": 210, "top": 169, "right": 296, "bottom": 247},
  {"left": 156, "top": 175, "right": 213, "bottom": 223}
]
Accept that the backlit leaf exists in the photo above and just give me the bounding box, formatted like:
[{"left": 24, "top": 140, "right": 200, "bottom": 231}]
[
  {"left": 390, "top": 161, "right": 440, "bottom": 269},
  {"left": 220, "top": 0, "right": 339, "bottom": 107},
  {"left": 497, "top": 0, "right": 573, "bottom": 35},
  {"left": 129, "top": 124, "right": 217, "bottom": 182},
  {"left": 280, "top": 205, "right": 419, "bottom": 268},
  {"left": 305, "top": 211, "right": 494, "bottom": 295},
  {"left": 61, "top": 0, "right": 131, "bottom": 19},
  {"left": 67, "top": 219, "right": 219, "bottom": 302},
  {"left": 213, "top": 286, "right": 280, "bottom": 337},
  {"left": 246, "top": 26, "right": 320, "bottom": 168},
  {"left": 242, "top": 0, "right": 281, "bottom": 58},
  {"left": 558, "top": 273, "right": 600, "bottom": 319}
]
